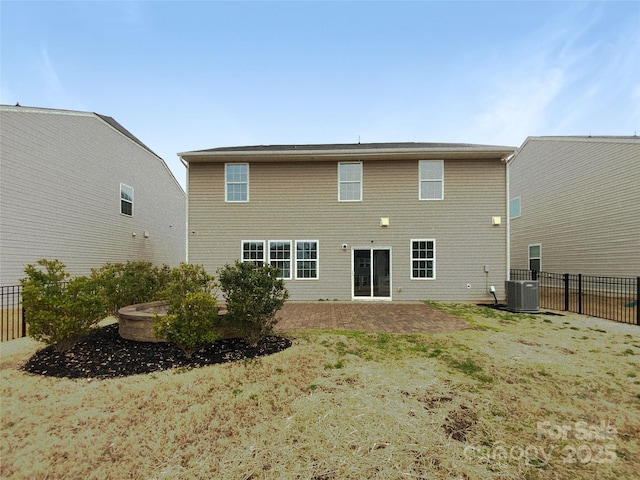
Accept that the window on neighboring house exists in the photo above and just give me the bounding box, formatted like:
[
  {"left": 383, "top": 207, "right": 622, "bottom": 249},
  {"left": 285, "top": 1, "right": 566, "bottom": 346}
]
[
  {"left": 510, "top": 197, "right": 521, "bottom": 219},
  {"left": 295, "top": 240, "right": 318, "bottom": 279},
  {"left": 528, "top": 244, "right": 541, "bottom": 272},
  {"left": 269, "top": 241, "right": 292, "bottom": 279},
  {"left": 120, "top": 183, "right": 134, "bottom": 216},
  {"left": 411, "top": 239, "right": 435, "bottom": 279},
  {"left": 419, "top": 160, "right": 444, "bottom": 200},
  {"left": 242, "top": 241, "right": 265, "bottom": 265},
  {"left": 226, "top": 163, "right": 249, "bottom": 202},
  {"left": 338, "top": 162, "right": 362, "bottom": 201}
]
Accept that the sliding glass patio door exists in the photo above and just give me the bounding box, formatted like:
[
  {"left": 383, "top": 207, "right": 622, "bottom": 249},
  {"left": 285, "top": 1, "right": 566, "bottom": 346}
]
[{"left": 353, "top": 248, "right": 391, "bottom": 299}]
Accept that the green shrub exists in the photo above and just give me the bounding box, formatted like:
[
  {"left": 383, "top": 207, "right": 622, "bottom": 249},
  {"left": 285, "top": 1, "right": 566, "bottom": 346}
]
[
  {"left": 153, "top": 264, "right": 219, "bottom": 358},
  {"left": 21, "top": 259, "right": 106, "bottom": 352},
  {"left": 217, "top": 261, "right": 289, "bottom": 346},
  {"left": 153, "top": 292, "right": 220, "bottom": 358},
  {"left": 159, "top": 263, "right": 216, "bottom": 303},
  {"left": 91, "top": 261, "right": 170, "bottom": 317}
]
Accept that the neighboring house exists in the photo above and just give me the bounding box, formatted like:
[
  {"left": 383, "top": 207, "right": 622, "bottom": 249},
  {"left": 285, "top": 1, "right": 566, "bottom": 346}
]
[
  {"left": 509, "top": 136, "right": 640, "bottom": 277},
  {"left": 0, "top": 105, "right": 186, "bottom": 286},
  {"left": 180, "top": 142, "right": 515, "bottom": 301}
]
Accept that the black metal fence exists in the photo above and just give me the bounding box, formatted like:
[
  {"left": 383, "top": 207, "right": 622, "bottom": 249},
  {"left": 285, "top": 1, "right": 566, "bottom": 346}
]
[
  {"left": 1, "top": 285, "right": 26, "bottom": 342},
  {"left": 511, "top": 269, "right": 639, "bottom": 325},
  {"left": 2, "top": 272, "right": 638, "bottom": 341}
]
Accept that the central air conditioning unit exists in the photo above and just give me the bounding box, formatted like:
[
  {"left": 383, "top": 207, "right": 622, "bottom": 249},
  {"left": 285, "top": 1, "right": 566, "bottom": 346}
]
[{"left": 505, "top": 280, "right": 539, "bottom": 313}]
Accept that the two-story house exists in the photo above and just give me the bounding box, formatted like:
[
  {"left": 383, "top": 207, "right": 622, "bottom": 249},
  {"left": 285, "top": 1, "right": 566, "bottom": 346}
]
[
  {"left": 180, "top": 142, "right": 515, "bottom": 302},
  {"left": 0, "top": 105, "right": 186, "bottom": 286},
  {"left": 509, "top": 136, "right": 640, "bottom": 277}
]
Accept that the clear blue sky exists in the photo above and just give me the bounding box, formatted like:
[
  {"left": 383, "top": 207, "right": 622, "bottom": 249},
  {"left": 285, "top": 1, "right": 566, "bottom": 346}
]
[{"left": 2, "top": 1, "right": 639, "bottom": 189}]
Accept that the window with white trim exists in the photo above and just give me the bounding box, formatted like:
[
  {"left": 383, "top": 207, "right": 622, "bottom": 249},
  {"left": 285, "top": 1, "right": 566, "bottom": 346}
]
[
  {"left": 269, "top": 240, "right": 292, "bottom": 279},
  {"left": 120, "top": 183, "right": 134, "bottom": 216},
  {"left": 338, "top": 162, "right": 362, "bottom": 201},
  {"left": 510, "top": 197, "right": 521, "bottom": 219},
  {"left": 411, "top": 239, "right": 435, "bottom": 279},
  {"left": 419, "top": 160, "right": 444, "bottom": 200},
  {"left": 295, "top": 240, "right": 318, "bottom": 279},
  {"left": 242, "top": 241, "right": 265, "bottom": 265},
  {"left": 528, "top": 244, "right": 541, "bottom": 272},
  {"left": 226, "top": 163, "right": 249, "bottom": 202}
]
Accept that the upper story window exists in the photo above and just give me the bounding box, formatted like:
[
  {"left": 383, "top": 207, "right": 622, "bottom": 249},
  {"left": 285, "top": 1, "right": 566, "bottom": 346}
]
[
  {"left": 509, "top": 197, "right": 521, "bottom": 219},
  {"left": 226, "top": 163, "right": 249, "bottom": 202},
  {"left": 419, "top": 160, "right": 444, "bottom": 200},
  {"left": 120, "top": 183, "right": 134, "bottom": 216},
  {"left": 338, "top": 162, "right": 362, "bottom": 202},
  {"left": 242, "top": 240, "right": 264, "bottom": 265}
]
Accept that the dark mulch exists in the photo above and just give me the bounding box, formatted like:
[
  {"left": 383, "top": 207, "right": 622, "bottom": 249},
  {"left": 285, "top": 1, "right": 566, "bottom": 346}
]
[{"left": 21, "top": 324, "right": 292, "bottom": 379}]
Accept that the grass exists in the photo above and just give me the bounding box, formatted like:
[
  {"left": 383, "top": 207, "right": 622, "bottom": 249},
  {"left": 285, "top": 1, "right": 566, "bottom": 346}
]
[{"left": 1, "top": 303, "right": 639, "bottom": 479}]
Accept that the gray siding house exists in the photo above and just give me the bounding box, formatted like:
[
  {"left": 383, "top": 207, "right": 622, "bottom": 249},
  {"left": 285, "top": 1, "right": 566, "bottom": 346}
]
[
  {"left": 180, "top": 143, "right": 515, "bottom": 302},
  {"left": 0, "top": 105, "right": 186, "bottom": 286},
  {"left": 509, "top": 136, "right": 640, "bottom": 277}
]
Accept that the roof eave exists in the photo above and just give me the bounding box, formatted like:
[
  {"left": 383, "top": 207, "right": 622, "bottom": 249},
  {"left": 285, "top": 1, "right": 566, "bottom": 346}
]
[{"left": 179, "top": 146, "right": 516, "bottom": 163}]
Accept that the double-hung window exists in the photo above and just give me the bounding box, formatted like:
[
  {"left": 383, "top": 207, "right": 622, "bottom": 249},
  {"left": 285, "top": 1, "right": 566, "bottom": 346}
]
[
  {"left": 226, "top": 163, "right": 249, "bottom": 202},
  {"left": 419, "top": 160, "right": 444, "bottom": 200},
  {"left": 411, "top": 239, "right": 435, "bottom": 279},
  {"left": 120, "top": 183, "right": 134, "bottom": 216},
  {"left": 269, "top": 241, "right": 292, "bottom": 279},
  {"left": 295, "top": 240, "right": 318, "bottom": 279},
  {"left": 338, "top": 162, "right": 362, "bottom": 201},
  {"left": 242, "top": 241, "right": 265, "bottom": 265},
  {"left": 528, "top": 244, "right": 541, "bottom": 272}
]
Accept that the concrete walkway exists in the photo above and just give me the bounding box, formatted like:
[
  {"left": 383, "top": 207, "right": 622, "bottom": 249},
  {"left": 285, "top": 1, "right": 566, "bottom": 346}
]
[{"left": 274, "top": 301, "right": 470, "bottom": 334}]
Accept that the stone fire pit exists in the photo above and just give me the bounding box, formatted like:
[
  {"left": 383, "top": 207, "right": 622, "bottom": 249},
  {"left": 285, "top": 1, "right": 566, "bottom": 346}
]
[{"left": 118, "top": 300, "right": 228, "bottom": 342}]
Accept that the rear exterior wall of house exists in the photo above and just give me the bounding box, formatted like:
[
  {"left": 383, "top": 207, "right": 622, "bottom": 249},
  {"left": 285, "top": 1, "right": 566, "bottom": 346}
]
[{"left": 188, "top": 158, "right": 507, "bottom": 302}]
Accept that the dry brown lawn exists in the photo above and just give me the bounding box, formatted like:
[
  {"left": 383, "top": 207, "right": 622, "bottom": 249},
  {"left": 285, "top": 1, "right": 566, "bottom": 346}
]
[{"left": 1, "top": 303, "right": 639, "bottom": 479}]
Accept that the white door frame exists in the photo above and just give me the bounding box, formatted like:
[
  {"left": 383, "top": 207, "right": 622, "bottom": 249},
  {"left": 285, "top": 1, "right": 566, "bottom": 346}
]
[{"left": 351, "top": 246, "right": 392, "bottom": 301}]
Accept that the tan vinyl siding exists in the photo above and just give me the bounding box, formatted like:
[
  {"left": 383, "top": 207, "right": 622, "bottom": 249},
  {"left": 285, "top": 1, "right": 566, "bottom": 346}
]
[
  {"left": 0, "top": 107, "right": 186, "bottom": 285},
  {"left": 509, "top": 137, "right": 640, "bottom": 277},
  {"left": 188, "top": 158, "right": 507, "bottom": 301}
]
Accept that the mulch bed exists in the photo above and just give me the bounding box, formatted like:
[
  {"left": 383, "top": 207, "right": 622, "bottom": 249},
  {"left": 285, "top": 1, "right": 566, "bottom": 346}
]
[{"left": 21, "top": 324, "right": 292, "bottom": 379}]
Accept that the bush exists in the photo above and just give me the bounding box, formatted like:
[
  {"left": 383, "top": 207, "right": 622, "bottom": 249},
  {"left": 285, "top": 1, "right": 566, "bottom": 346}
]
[
  {"left": 153, "top": 292, "right": 220, "bottom": 358},
  {"left": 159, "top": 263, "right": 216, "bottom": 302},
  {"left": 153, "top": 264, "right": 219, "bottom": 357},
  {"left": 91, "top": 261, "right": 170, "bottom": 317},
  {"left": 21, "top": 259, "right": 106, "bottom": 352},
  {"left": 217, "top": 261, "right": 289, "bottom": 346}
]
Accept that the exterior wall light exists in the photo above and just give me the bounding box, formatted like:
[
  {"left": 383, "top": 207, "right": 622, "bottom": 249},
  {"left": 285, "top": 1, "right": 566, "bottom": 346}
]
[
  {"left": 492, "top": 216, "right": 502, "bottom": 226},
  {"left": 380, "top": 217, "right": 390, "bottom": 227}
]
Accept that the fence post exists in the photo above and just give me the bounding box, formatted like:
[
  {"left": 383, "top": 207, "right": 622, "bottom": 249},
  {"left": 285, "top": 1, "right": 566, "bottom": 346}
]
[
  {"left": 637, "top": 277, "right": 639, "bottom": 326},
  {"left": 563, "top": 274, "right": 569, "bottom": 311},
  {"left": 578, "top": 274, "right": 583, "bottom": 315}
]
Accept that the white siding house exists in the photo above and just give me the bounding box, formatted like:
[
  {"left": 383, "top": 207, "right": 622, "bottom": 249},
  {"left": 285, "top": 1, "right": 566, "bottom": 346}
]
[
  {"left": 0, "top": 105, "right": 186, "bottom": 285},
  {"left": 509, "top": 136, "right": 640, "bottom": 277}
]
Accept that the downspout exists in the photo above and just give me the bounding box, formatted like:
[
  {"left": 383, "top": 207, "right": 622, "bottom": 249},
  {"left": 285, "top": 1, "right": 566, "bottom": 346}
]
[
  {"left": 504, "top": 153, "right": 516, "bottom": 282},
  {"left": 180, "top": 155, "right": 189, "bottom": 263}
]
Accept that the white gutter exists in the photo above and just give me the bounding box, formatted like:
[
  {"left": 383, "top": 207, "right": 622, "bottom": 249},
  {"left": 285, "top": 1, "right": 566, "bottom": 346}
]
[
  {"left": 179, "top": 154, "right": 190, "bottom": 263},
  {"left": 179, "top": 146, "right": 517, "bottom": 164},
  {"left": 504, "top": 152, "right": 517, "bottom": 282}
]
